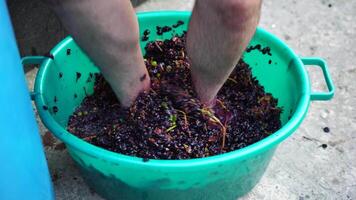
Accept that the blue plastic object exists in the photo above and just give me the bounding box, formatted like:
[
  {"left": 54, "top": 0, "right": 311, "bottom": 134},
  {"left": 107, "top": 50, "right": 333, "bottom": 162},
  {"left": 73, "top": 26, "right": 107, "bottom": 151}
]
[{"left": 0, "top": 1, "right": 53, "bottom": 200}]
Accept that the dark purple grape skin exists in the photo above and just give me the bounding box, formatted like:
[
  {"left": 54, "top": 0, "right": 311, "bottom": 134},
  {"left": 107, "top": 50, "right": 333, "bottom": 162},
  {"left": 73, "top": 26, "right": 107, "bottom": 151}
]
[{"left": 67, "top": 33, "right": 282, "bottom": 160}]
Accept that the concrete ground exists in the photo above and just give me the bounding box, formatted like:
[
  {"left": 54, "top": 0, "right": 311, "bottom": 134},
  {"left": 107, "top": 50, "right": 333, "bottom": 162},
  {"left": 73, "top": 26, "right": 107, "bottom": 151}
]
[{"left": 8, "top": 0, "right": 356, "bottom": 199}]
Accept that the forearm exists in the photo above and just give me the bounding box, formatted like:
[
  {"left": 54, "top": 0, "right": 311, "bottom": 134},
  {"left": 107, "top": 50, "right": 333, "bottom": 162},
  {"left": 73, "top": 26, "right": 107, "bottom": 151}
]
[
  {"left": 46, "top": 0, "right": 149, "bottom": 107},
  {"left": 188, "top": 0, "right": 262, "bottom": 104}
]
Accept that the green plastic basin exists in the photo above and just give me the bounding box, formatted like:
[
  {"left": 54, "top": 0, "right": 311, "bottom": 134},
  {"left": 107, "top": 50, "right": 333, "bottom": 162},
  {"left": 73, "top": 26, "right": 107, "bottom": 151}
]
[{"left": 25, "top": 11, "right": 334, "bottom": 200}]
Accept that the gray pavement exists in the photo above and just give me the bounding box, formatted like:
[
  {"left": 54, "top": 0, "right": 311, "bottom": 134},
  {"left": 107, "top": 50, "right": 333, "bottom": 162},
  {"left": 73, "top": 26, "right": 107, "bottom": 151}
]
[{"left": 10, "top": 0, "right": 356, "bottom": 199}]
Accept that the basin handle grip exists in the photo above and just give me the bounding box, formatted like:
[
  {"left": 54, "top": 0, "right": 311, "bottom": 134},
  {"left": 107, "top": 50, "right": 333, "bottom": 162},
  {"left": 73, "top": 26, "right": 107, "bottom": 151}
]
[
  {"left": 301, "top": 57, "right": 335, "bottom": 101},
  {"left": 22, "top": 56, "right": 47, "bottom": 100}
]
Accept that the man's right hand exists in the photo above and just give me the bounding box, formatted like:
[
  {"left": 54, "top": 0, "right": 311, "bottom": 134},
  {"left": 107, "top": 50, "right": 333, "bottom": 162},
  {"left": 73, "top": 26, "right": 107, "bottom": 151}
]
[{"left": 47, "top": 0, "right": 150, "bottom": 107}]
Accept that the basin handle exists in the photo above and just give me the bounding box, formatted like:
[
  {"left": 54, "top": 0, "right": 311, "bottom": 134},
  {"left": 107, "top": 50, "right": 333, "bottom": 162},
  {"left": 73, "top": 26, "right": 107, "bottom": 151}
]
[
  {"left": 301, "top": 57, "right": 335, "bottom": 101},
  {"left": 21, "top": 56, "right": 47, "bottom": 100}
]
